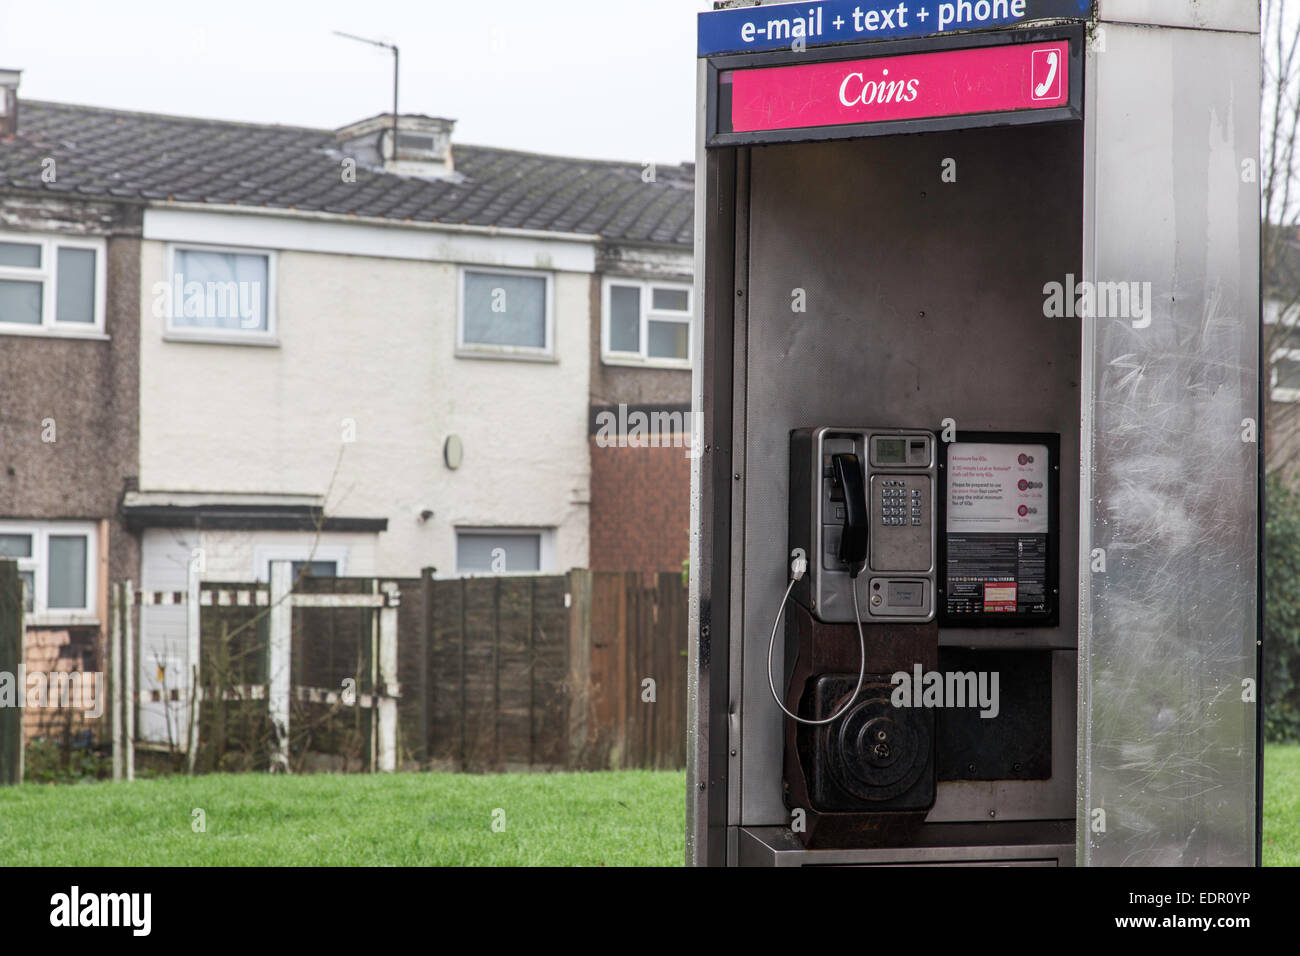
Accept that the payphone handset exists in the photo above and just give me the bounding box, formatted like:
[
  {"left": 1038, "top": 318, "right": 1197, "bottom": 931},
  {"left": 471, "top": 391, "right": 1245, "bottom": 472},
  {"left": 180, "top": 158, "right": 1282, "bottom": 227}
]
[
  {"left": 789, "top": 427, "right": 937, "bottom": 624},
  {"left": 831, "top": 453, "right": 869, "bottom": 577}
]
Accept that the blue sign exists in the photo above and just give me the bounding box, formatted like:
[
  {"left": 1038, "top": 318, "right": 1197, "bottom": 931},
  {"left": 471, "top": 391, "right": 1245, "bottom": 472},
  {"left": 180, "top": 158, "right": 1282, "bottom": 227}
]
[{"left": 698, "top": 0, "right": 1092, "bottom": 57}]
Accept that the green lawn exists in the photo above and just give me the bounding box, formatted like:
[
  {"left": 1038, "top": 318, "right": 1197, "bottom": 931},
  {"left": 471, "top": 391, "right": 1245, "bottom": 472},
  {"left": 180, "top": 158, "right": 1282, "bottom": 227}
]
[
  {"left": 1, "top": 747, "right": 1295, "bottom": 866},
  {"left": 1265, "top": 744, "right": 1300, "bottom": 867},
  {"left": 0, "top": 770, "right": 687, "bottom": 866}
]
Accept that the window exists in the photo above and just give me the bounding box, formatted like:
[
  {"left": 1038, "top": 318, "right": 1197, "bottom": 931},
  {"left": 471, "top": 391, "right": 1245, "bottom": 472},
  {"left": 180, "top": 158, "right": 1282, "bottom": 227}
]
[
  {"left": 290, "top": 560, "right": 338, "bottom": 580},
  {"left": 455, "top": 529, "right": 553, "bottom": 575},
  {"left": 396, "top": 132, "right": 437, "bottom": 157},
  {"left": 0, "top": 233, "right": 105, "bottom": 335},
  {"left": 1273, "top": 353, "right": 1300, "bottom": 403},
  {"left": 458, "top": 268, "right": 553, "bottom": 358},
  {"left": 252, "top": 545, "right": 348, "bottom": 583},
  {"left": 1279, "top": 357, "right": 1300, "bottom": 390},
  {"left": 164, "top": 244, "right": 275, "bottom": 343},
  {"left": 1269, "top": 306, "right": 1300, "bottom": 402},
  {"left": 602, "top": 278, "right": 692, "bottom": 366},
  {"left": 0, "top": 533, "right": 35, "bottom": 613},
  {"left": 1274, "top": 325, "right": 1300, "bottom": 353},
  {"left": 0, "top": 521, "right": 98, "bottom": 621}
]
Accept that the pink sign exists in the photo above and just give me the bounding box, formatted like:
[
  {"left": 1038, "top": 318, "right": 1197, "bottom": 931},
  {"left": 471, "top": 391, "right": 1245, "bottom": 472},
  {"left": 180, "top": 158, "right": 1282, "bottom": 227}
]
[{"left": 727, "top": 40, "right": 1070, "bottom": 134}]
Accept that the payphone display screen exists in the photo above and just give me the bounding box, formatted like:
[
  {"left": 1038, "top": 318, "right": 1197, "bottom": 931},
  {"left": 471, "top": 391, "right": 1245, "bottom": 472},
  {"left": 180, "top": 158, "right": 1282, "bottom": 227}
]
[
  {"left": 941, "top": 437, "right": 1058, "bottom": 626},
  {"left": 875, "top": 438, "right": 906, "bottom": 464}
]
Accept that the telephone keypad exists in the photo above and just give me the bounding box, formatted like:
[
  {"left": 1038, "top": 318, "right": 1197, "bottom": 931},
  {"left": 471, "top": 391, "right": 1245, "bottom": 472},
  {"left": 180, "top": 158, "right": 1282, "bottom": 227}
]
[
  {"left": 870, "top": 474, "right": 932, "bottom": 572},
  {"left": 878, "top": 479, "right": 926, "bottom": 526}
]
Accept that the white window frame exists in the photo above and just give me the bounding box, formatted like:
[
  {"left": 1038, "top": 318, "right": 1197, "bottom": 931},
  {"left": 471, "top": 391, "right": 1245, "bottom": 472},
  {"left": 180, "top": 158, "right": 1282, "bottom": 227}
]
[
  {"left": 601, "top": 276, "right": 693, "bottom": 369},
  {"left": 0, "top": 520, "right": 99, "bottom": 624},
  {"left": 457, "top": 266, "right": 555, "bottom": 361},
  {"left": 0, "top": 232, "right": 107, "bottom": 338},
  {"left": 454, "top": 527, "right": 555, "bottom": 577},
  {"left": 1272, "top": 349, "right": 1300, "bottom": 403},
  {"left": 163, "top": 242, "right": 278, "bottom": 346},
  {"left": 391, "top": 130, "right": 439, "bottom": 160},
  {"left": 1266, "top": 297, "right": 1300, "bottom": 403},
  {"left": 252, "top": 544, "right": 350, "bottom": 584}
]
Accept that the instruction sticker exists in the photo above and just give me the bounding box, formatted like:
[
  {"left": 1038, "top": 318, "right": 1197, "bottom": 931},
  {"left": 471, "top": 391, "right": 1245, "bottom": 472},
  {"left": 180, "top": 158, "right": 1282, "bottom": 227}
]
[
  {"left": 946, "top": 443, "right": 1049, "bottom": 534},
  {"left": 945, "top": 441, "right": 1053, "bottom": 619}
]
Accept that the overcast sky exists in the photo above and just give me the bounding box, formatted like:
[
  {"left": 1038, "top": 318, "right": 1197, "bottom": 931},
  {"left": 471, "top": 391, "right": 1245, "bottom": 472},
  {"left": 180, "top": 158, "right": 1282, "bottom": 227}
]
[{"left": 0, "top": 0, "right": 716, "bottom": 164}]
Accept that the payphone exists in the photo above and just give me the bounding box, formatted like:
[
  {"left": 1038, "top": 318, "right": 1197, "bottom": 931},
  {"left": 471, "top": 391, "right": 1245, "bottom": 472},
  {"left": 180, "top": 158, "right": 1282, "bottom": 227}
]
[
  {"left": 773, "top": 427, "right": 1060, "bottom": 842},
  {"left": 778, "top": 430, "right": 938, "bottom": 826},
  {"left": 788, "top": 427, "right": 936, "bottom": 623}
]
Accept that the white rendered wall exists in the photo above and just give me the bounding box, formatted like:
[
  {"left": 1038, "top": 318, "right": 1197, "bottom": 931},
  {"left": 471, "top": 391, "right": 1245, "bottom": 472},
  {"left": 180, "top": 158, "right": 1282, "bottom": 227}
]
[{"left": 137, "top": 226, "right": 592, "bottom": 578}]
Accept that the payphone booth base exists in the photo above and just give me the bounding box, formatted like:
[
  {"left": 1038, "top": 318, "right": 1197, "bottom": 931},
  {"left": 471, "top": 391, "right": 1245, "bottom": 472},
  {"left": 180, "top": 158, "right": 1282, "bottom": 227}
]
[{"left": 782, "top": 599, "right": 938, "bottom": 849}]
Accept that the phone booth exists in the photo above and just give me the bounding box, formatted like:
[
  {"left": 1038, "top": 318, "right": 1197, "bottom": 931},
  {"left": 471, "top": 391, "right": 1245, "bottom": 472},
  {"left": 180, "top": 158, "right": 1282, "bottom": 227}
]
[{"left": 688, "top": 0, "right": 1261, "bottom": 866}]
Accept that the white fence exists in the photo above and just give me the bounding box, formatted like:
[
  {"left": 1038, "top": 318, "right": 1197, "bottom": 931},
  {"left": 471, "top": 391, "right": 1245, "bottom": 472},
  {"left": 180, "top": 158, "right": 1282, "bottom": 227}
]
[{"left": 109, "top": 560, "right": 402, "bottom": 779}]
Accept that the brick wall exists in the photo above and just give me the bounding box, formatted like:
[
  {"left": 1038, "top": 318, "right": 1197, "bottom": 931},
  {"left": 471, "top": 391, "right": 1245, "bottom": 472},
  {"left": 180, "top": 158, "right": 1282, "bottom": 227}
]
[
  {"left": 589, "top": 437, "right": 690, "bottom": 573},
  {"left": 22, "top": 626, "right": 103, "bottom": 743}
]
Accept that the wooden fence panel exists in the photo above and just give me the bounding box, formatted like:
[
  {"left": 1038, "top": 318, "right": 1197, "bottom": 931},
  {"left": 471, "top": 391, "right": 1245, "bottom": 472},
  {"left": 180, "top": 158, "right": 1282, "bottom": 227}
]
[
  {"left": 530, "top": 576, "right": 569, "bottom": 769},
  {"left": 496, "top": 577, "right": 533, "bottom": 769},
  {"left": 587, "top": 572, "right": 627, "bottom": 769},
  {"left": 428, "top": 577, "right": 464, "bottom": 768},
  {"left": 627, "top": 576, "right": 652, "bottom": 768},
  {"left": 395, "top": 575, "right": 428, "bottom": 766},
  {"left": 461, "top": 578, "right": 499, "bottom": 770},
  {"left": 659, "top": 572, "right": 689, "bottom": 769},
  {"left": 609, "top": 572, "right": 689, "bottom": 771}
]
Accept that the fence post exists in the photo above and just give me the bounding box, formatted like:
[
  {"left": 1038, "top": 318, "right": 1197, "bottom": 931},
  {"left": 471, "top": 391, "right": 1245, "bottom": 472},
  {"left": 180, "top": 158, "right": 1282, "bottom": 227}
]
[
  {"left": 566, "top": 569, "right": 592, "bottom": 769},
  {"left": 377, "top": 581, "right": 398, "bottom": 772},
  {"left": 111, "top": 579, "right": 123, "bottom": 781},
  {"left": 124, "top": 579, "right": 135, "bottom": 782},
  {"left": 186, "top": 555, "right": 201, "bottom": 773},
  {"left": 420, "top": 568, "right": 434, "bottom": 765},
  {"left": 615, "top": 574, "right": 629, "bottom": 769},
  {"left": 0, "top": 560, "right": 24, "bottom": 786},
  {"left": 268, "top": 561, "right": 292, "bottom": 773}
]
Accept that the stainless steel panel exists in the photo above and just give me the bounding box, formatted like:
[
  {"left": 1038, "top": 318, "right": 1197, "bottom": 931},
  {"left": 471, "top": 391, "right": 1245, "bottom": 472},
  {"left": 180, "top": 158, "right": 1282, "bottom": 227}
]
[
  {"left": 728, "top": 150, "right": 752, "bottom": 831},
  {"left": 737, "top": 826, "right": 1075, "bottom": 866},
  {"left": 688, "top": 58, "right": 707, "bottom": 868},
  {"left": 1098, "top": 0, "right": 1259, "bottom": 33},
  {"left": 688, "top": 59, "right": 739, "bottom": 867},
  {"left": 1078, "top": 24, "right": 1259, "bottom": 866}
]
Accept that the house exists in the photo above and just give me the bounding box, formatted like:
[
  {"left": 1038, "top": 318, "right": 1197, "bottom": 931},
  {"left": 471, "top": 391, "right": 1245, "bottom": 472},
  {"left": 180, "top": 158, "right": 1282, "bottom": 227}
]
[
  {"left": 1265, "top": 228, "right": 1300, "bottom": 474},
  {"left": 0, "top": 70, "right": 140, "bottom": 740},
  {"left": 0, "top": 69, "right": 694, "bottom": 745}
]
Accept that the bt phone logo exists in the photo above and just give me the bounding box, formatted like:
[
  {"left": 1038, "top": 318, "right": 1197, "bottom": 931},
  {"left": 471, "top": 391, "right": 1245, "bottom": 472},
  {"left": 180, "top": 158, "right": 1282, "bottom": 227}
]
[{"left": 1031, "top": 48, "right": 1062, "bottom": 101}]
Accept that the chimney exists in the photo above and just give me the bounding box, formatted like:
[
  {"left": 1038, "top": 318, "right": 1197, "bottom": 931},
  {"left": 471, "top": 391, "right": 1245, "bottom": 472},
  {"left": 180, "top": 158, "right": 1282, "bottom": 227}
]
[
  {"left": 0, "top": 69, "right": 20, "bottom": 137},
  {"left": 335, "top": 113, "right": 457, "bottom": 179}
]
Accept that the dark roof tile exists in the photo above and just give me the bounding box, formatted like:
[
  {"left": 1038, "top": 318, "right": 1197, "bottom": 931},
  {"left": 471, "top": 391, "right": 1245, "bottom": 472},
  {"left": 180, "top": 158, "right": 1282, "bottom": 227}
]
[{"left": 1, "top": 101, "right": 694, "bottom": 248}]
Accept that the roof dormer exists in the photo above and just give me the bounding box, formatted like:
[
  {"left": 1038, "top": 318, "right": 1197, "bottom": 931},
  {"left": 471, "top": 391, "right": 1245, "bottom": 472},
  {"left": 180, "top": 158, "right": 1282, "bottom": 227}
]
[{"left": 335, "top": 113, "right": 456, "bottom": 179}]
